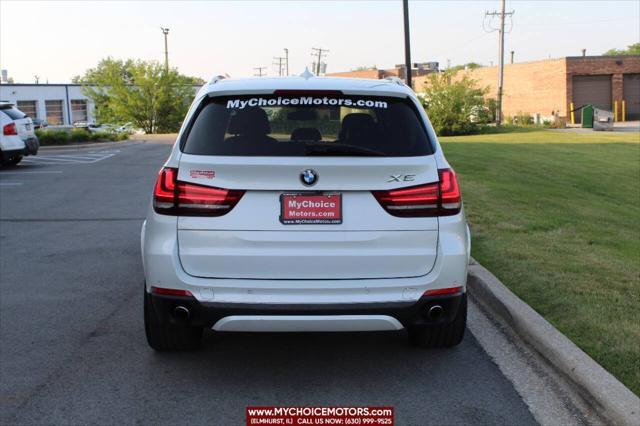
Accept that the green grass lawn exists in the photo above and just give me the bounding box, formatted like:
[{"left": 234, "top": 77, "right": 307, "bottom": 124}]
[{"left": 439, "top": 129, "right": 640, "bottom": 395}]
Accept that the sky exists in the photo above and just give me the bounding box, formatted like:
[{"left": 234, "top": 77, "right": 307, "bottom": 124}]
[{"left": 1, "top": 0, "right": 639, "bottom": 83}]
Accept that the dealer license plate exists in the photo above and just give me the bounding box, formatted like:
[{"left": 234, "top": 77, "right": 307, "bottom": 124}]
[{"left": 280, "top": 193, "right": 342, "bottom": 225}]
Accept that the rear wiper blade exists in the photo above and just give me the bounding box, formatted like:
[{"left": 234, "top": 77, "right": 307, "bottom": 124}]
[{"left": 304, "top": 143, "right": 385, "bottom": 157}]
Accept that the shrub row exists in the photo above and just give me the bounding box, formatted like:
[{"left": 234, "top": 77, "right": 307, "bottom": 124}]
[{"left": 35, "top": 129, "right": 129, "bottom": 146}]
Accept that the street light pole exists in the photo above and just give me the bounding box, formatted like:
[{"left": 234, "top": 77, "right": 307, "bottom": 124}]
[
  {"left": 161, "top": 27, "right": 170, "bottom": 72},
  {"left": 402, "top": 0, "right": 412, "bottom": 88}
]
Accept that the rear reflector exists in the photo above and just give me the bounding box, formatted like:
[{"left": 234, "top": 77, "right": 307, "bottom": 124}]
[
  {"left": 372, "top": 168, "right": 461, "bottom": 217},
  {"left": 423, "top": 286, "right": 463, "bottom": 296},
  {"left": 3, "top": 123, "right": 17, "bottom": 136},
  {"left": 153, "top": 167, "right": 245, "bottom": 216},
  {"left": 151, "top": 286, "right": 193, "bottom": 297}
]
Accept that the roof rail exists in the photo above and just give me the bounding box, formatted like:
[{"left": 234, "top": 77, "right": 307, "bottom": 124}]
[
  {"left": 209, "top": 74, "right": 229, "bottom": 85},
  {"left": 385, "top": 76, "right": 405, "bottom": 86}
]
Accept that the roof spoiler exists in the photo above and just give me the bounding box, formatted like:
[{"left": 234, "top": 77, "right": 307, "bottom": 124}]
[
  {"left": 385, "top": 77, "right": 405, "bottom": 86},
  {"left": 209, "top": 74, "right": 230, "bottom": 85}
]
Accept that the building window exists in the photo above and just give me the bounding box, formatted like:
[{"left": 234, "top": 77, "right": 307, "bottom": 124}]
[
  {"left": 16, "top": 101, "right": 37, "bottom": 118},
  {"left": 45, "top": 100, "right": 64, "bottom": 125},
  {"left": 71, "top": 100, "right": 88, "bottom": 124}
]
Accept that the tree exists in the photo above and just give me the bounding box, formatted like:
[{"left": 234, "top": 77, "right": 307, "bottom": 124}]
[
  {"left": 448, "top": 62, "right": 484, "bottom": 72},
  {"left": 76, "top": 58, "right": 203, "bottom": 133},
  {"left": 603, "top": 43, "right": 640, "bottom": 56},
  {"left": 419, "top": 71, "right": 490, "bottom": 136}
]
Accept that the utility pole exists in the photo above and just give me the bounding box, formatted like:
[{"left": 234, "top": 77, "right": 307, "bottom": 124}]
[
  {"left": 402, "top": 0, "right": 412, "bottom": 88},
  {"left": 160, "top": 27, "right": 170, "bottom": 72},
  {"left": 311, "top": 48, "right": 328, "bottom": 75},
  {"left": 485, "top": 1, "right": 515, "bottom": 125},
  {"left": 254, "top": 67, "right": 267, "bottom": 77},
  {"left": 284, "top": 48, "right": 289, "bottom": 76},
  {"left": 273, "top": 57, "right": 286, "bottom": 76}
]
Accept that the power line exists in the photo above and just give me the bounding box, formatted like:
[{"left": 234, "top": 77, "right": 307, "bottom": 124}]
[
  {"left": 311, "top": 47, "right": 328, "bottom": 75},
  {"left": 273, "top": 57, "right": 286, "bottom": 76},
  {"left": 284, "top": 48, "right": 289, "bottom": 76},
  {"left": 402, "top": 0, "right": 412, "bottom": 88},
  {"left": 254, "top": 67, "right": 267, "bottom": 77},
  {"left": 485, "top": 1, "right": 515, "bottom": 125}
]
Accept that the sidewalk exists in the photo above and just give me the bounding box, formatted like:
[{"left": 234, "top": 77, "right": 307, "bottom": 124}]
[
  {"left": 560, "top": 121, "right": 640, "bottom": 133},
  {"left": 130, "top": 133, "right": 177, "bottom": 144}
]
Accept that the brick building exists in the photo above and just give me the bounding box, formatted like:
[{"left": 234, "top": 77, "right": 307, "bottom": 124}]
[
  {"left": 328, "top": 62, "right": 439, "bottom": 81},
  {"left": 413, "top": 55, "right": 640, "bottom": 122}
]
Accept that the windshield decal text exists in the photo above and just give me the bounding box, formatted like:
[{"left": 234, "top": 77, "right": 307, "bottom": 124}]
[{"left": 226, "top": 97, "right": 388, "bottom": 109}]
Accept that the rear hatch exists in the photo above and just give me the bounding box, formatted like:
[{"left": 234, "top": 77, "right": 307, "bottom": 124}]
[
  {"left": 173, "top": 93, "right": 440, "bottom": 280},
  {"left": 0, "top": 105, "right": 34, "bottom": 140},
  {"left": 14, "top": 117, "right": 34, "bottom": 140}
]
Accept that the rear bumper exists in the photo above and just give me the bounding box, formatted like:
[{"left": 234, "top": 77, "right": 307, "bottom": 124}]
[
  {"left": 142, "top": 210, "right": 470, "bottom": 305},
  {"left": 149, "top": 291, "right": 466, "bottom": 331},
  {"left": 1, "top": 138, "right": 38, "bottom": 157}
]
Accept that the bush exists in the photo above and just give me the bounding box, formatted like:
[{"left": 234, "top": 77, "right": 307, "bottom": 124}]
[
  {"left": 35, "top": 128, "right": 129, "bottom": 145},
  {"left": 35, "top": 129, "right": 71, "bottom": 145},
  {"left": 70, "top": 128, "right": 91, "bottom": 142},
  {"left": 89, "top": 131, "right": 114, "bottom": 141},
  {"left": 506, "top": 112, "right": 534, "bottom": 126},
  {"left": 419, "top": 72, "right": 490, "bottom": 136}
]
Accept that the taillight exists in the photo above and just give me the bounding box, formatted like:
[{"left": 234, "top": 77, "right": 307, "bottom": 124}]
[
  {"left": 372, "top": 168, "right": 461, "bottom": 217},
  {"left": 3, "top": 123, "right": 17, "bottom": 136},
  {"left": 153, "top": 167, "right": 245, "bottom": 216}
]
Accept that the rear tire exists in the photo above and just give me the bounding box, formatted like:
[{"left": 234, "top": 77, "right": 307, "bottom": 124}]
[
  {"left": 408, "top": 294, "right": 467, "bottom": 348},
  {"left": 144, "top": 289, "right": 203, "bottom": 351}
]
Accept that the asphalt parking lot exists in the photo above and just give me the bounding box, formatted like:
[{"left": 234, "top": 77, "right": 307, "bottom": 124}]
[{"left": 1, "top": 141, "right": 577, "bottom": 425}]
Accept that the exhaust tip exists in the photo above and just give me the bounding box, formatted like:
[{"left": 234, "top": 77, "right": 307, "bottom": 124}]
[
  {"left": 173, "top": 305, "right": 190, "bottom": 322},
  {"left": 428, "top": 305, "right": 444, "bottom": 321}
]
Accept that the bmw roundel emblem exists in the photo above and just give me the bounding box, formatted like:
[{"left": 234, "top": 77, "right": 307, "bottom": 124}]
[{"left": 300, "top": 169, "right": 318, "bottom": 186}]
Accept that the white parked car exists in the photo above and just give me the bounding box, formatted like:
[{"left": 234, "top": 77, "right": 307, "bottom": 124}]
[
  {"left": 115, "top": 122, "right": 144, "bottom": 135},
  {"left": 141, "top": 74, "right": 471, "bottom": 350},
  {"left": 0, "top": 102, "right": 39, "bottom": 166},
  {"left": 87, "top": 123, "right": 116, "bottom": 133}
]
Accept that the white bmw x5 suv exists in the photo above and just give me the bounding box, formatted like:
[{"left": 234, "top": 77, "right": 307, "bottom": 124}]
[{"left": 141, "top": 75, "right": 471, "bottom": 350}]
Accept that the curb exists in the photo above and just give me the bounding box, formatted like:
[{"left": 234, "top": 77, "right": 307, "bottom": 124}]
[
  {"left": 467, "top": 258, "right": 640, "bottom": 426},
  {"left": 38, "top": 139, "right": 143, "bottom": 151}
]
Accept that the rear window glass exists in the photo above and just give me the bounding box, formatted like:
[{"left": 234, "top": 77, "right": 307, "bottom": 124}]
[
  {"left": 181, "top": 95, "right": 433, "bottom": 157},
  {"left": 0, "top": 106, "right": 27, "bottom": 120}
]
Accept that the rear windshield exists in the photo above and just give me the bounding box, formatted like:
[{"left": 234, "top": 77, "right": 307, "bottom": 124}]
[
  {"left": 181, "top": 94, "right": 433, "bottom": 157},
  {"left": 0, "top": 106, "right": 27, "bottom": 120}
]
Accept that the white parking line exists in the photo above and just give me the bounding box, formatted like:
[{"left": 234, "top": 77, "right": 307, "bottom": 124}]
[
  {"left": 25, "top": 156, "right": 85, "bottom": 162},
  {"left": 0, "top": 182, "right": 23, "bottom": 186},
  {"left": 0, "top": 171, "right": 63, "bottom": 175},
  {"left": 21, "top": 152, "right": 117, "bottom": 165},
  {"left": 41, "top": 154, "right": 105, "bottom": 160}
]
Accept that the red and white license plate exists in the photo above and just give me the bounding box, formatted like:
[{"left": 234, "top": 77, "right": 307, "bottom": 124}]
[{"left": 280, "top": 193, "right": 342, "bottom": 224}]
